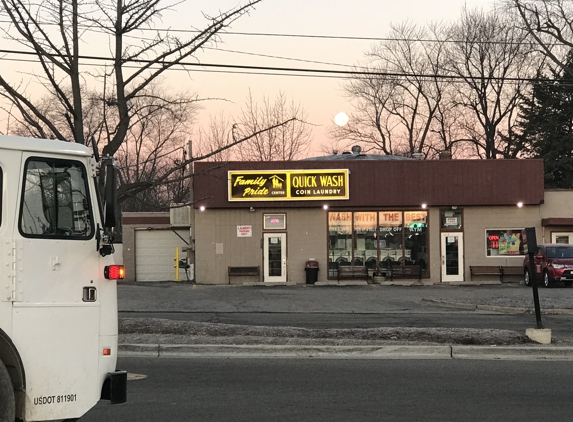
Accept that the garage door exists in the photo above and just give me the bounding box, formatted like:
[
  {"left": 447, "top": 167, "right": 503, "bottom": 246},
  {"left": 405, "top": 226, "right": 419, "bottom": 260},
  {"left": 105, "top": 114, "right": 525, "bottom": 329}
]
[{"left": 135, "top": 229, "right": 189, "bottom": 282}]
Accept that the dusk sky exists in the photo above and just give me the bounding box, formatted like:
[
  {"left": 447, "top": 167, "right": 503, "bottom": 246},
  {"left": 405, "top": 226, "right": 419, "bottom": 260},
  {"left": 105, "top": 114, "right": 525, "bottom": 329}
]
[
  {"left": 1, "top": 0, "right": 497, "bottom": 155},
  {"left": 175, "top": 0, "right": 496, "bottom": 155}
]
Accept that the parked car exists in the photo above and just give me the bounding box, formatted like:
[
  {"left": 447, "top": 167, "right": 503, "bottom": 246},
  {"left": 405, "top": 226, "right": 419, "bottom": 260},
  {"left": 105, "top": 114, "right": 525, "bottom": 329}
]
[{"left": 523, "top": 243, "right": 573, "bottom": 288}]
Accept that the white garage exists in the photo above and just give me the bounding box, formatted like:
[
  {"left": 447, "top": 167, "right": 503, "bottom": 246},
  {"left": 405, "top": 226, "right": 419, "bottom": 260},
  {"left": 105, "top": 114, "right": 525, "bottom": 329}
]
[{"left": 135, "top": 228, "right": 190, "bottom": 282}]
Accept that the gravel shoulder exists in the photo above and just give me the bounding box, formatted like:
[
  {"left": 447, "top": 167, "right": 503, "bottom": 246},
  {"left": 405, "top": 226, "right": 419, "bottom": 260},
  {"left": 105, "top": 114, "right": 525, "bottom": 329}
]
[{"left": 119, "top": 318, "right": 573, "bottom": 347}]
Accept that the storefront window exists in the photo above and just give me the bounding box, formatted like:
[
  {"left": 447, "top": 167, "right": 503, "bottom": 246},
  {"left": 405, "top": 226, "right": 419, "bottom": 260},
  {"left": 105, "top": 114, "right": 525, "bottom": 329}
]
[
  {"left": 405, "top": 211, "right": 428, "bottom": 272},
  {"left": 328, "top": 211, "right": 429, "bottom": 277},
  {"left": 486, "top": 229, "right": 524, "bottom": 256},
  {"left": 354, "top": 212, "right": 377, "bottom": 268},
  {"left": 328, "top": 212, "right": 352, "bottom": 275},
  {"left": 378, "top": 211, "right": 404, "bottom": 271},
  {"left": 441, "top": 209, "right": 462, "bottom": 229},
  {"left": 263, "top": 214, "right": 286, "bottom": 230}
]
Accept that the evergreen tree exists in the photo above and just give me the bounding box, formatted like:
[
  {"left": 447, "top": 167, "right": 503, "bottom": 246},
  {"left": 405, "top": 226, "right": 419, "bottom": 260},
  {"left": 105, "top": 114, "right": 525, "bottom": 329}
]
[{"left": 514, "top": 54, "right": 573, "bottom": 188}]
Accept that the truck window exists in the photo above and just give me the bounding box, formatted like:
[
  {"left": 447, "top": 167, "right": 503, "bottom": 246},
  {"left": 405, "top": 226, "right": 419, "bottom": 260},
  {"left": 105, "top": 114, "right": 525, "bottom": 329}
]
[{"left": 19, "top": 158, "right": 94, "bottom": 239}]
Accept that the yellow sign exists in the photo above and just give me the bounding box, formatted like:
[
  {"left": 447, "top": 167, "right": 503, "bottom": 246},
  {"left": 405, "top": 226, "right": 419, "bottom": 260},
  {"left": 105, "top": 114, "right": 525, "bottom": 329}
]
[{"left": 228, "top": 169, "right": 349, "bottom": 201}]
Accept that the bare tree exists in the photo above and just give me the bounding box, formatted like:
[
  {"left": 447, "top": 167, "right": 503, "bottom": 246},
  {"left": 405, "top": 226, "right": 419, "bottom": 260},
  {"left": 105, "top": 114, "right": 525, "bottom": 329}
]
[
  {"left": 332, "top": 22, "right": 452, "bottom": 157},
  {"left": 114, "top": 84, "right": 199, "bottom": 211},
  {"left": 193, "top": 112, "right": 237, "bottom": 162},
  {"left": 0, "top": 0, "right": 262, "bottom": 149},
  {"left": 0, "top": 1, "right": 311, "bottom": 202},
  {"left": 445, "top": 7, "right": 536, "bottom": 158},
  {"left": 507, "top": 0, "right": 573, "bottom": 77},
  {"left": 235, "top": 90, "right": 312, "bottom": 161}
]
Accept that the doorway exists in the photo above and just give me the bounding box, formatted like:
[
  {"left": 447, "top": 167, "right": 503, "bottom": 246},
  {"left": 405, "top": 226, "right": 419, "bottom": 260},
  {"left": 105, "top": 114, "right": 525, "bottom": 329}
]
[
  {"left": 263, "top": 233, "right": 287, "bottom": 282},
  {"left": 441, "top": 232, "right": 464, "bottom": 282}
]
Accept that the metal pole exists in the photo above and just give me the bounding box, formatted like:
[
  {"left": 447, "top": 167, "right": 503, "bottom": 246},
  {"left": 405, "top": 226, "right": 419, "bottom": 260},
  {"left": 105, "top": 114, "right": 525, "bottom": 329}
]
[
  {"left": 174, "top": 247, "right": 180, "bottom": 282},
  {"left": 527, "top": 252, "right": 543, "bottom": 329}
]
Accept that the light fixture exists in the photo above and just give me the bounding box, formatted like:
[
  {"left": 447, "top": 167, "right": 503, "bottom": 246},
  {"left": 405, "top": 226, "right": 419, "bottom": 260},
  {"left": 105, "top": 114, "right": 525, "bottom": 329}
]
[
  {"left": 421, "top": 203, "right": 427, "bottom": 209},
  {"left": 517, "top": 202, "right": 523, "bottom": 208},
  {"left": 249, "top": 207, "right": 255, "bottom": 212},
  {"left": 199, "top": 205, "right": 206, "bottom": 212},
  {"left": 323, "top": 204, "right": 329, "bottom": 210},
  {"left": 452, "top": 206, "right": 457, "bottom": 210}
]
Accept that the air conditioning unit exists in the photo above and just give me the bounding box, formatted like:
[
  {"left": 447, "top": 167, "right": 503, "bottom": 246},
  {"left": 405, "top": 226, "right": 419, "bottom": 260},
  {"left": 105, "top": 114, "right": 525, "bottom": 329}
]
[{"left": 170, "top": 204, "right": 191, "bottom": 227}]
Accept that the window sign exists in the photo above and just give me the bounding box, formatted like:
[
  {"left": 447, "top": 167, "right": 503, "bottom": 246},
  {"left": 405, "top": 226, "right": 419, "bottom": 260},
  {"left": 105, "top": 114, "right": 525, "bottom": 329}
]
[
  {"left": 264, "top": 214, "right": 286, "bottom": 230},
  {"left": 486, "top": 229, "right": 524, "bottom": 256}
]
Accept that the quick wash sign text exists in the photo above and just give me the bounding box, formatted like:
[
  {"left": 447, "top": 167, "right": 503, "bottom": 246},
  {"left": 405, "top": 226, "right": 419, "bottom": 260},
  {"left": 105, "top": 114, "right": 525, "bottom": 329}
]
[{"left": 228, "top": 169, "right": 349, "bottom": 201}]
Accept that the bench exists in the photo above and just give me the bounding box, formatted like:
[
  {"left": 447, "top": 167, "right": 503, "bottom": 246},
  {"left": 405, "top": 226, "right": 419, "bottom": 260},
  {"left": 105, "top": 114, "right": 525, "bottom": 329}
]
[
  {"left": 470, "top": 266, "right": 503, "bottom": 281},
  {"left": 337, "top": 264, "right": 368, "bottom": 281},
  {"left": 390, "top": 264, "right": 422, "bottom": 282},
  {"left": 228, "top": 266, "right": 260, "bottom": 283},
  {"left": 500, "top": 266, "right": 523, "bottom": 282}
]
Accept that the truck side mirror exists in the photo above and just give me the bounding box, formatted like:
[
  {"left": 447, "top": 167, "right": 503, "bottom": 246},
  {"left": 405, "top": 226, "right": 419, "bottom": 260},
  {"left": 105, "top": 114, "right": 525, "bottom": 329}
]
[{"left": 103, "top": 160, "right": 117, "bottom": 229}]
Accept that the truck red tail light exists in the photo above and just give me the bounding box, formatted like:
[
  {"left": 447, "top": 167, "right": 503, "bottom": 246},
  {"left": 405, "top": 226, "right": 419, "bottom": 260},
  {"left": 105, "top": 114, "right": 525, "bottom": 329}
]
[{"left": 104, "top": 265, "right": 125, "bottom": 280}]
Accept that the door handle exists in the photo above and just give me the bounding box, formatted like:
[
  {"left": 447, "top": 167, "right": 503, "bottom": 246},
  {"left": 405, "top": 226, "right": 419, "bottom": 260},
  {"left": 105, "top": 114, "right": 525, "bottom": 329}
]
[{"left": 83, "top": 287, "right": 97, "bottom": 302}]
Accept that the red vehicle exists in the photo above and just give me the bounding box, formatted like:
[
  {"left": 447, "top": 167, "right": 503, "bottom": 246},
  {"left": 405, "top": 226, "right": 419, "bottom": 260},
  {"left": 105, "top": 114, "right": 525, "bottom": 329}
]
[{"left": 523, "top": 243, "right": 573, "bottom": 288}]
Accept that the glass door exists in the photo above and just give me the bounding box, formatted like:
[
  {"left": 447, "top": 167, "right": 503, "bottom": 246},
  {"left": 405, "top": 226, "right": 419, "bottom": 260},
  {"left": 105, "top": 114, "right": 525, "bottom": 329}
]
[
  {"left": 264, "top": 233, "right": 287, "bottom": 282},
  {"left": 441, "top": 232, "right": 464, "bottom": 282}
]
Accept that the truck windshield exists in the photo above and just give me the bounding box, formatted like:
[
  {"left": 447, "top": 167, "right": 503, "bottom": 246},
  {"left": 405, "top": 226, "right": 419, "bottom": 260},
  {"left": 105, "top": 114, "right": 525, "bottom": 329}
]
[{"left": 19, "top": 158, "right": 94, "bottom": 239}]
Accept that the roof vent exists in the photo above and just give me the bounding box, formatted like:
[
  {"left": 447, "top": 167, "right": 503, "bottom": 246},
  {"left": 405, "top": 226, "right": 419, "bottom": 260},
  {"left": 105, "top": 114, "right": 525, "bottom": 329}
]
[
  {"left": 439, "top": 151, "right": 452, "bottom": 160},
  {"left": 351, "top": 145, "right": 362, "bottom": 155}
]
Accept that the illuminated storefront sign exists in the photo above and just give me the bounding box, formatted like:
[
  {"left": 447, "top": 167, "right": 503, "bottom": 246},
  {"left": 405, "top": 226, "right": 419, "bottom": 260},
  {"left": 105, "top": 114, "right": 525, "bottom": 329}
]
[{"left": 228, "top": 169, "right": 349, "bottom": 201}]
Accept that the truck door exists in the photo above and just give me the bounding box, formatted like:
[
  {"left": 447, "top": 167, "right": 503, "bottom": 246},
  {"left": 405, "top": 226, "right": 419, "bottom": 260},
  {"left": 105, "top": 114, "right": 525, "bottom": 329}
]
[{"left": 12, "top": 154, "right": 102, "bottom": 419}]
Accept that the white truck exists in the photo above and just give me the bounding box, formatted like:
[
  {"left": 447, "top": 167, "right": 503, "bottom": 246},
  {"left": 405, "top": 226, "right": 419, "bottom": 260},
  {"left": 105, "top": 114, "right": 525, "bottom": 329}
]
[{"left": 0, "top": 135, "right": 126, "bottom": 421}]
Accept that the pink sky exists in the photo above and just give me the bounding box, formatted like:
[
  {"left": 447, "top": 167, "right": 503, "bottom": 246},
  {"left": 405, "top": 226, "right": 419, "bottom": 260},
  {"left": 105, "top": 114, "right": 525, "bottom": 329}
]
[
  {"left": 174, "top": 0, "right": 496, "bottom": 156},
  {"left": 0, "top": 0, "right": 495, "bottom": 155}
]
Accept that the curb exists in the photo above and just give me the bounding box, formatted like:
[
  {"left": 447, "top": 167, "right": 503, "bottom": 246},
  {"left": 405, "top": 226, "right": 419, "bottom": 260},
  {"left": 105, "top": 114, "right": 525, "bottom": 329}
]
[
  {"left": 118, "top": 343, "right": 573, "bottom": 361},
  {"left": 421, "top": 298, "right": 573, "bottom": 315}
]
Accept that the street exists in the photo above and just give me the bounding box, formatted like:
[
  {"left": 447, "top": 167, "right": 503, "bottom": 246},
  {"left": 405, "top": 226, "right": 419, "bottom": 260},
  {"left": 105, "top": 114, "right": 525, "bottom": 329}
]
[
  {"left": 118, "top": 283, "right": 573, "bottom": 340},
  {"left": 83, "top": 357, "right": 573, "bottom": 422}
]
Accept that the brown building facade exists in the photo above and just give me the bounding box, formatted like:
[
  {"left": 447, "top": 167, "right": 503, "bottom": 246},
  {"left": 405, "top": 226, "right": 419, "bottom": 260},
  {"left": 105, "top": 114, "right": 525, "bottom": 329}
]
[{"left": 122, "top": 155, "right": 573, "bottom": 284}]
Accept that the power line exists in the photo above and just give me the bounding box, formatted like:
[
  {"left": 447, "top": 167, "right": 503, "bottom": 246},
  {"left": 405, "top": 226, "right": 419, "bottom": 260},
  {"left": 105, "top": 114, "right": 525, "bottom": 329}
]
[
  {"left": 0, "top": 48, "right": 547, "bottom": 84},
  {"left": 0, "top": 17, "right": 563, "bottom": 47}
]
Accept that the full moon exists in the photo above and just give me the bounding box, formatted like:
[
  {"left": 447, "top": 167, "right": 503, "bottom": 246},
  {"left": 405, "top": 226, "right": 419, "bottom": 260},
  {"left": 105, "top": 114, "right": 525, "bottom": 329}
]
[{"left": 334, "top": 112, "right": 349, "bottom": 126}]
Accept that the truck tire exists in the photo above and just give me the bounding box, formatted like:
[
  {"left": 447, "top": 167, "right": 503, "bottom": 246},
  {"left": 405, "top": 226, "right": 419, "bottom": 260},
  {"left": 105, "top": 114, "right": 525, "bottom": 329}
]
[{"left": 0, "top": 360, "right": 15, "bottom": 422}]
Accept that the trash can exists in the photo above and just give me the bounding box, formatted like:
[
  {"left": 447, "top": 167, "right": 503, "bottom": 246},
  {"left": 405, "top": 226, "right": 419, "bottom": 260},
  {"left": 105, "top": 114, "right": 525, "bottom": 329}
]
[{"left": 305, "top": 259, "right": 319, "bottom": 284}]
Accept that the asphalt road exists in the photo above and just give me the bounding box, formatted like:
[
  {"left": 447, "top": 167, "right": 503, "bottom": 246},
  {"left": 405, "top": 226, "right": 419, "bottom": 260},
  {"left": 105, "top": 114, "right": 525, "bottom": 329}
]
[
  {"left": 82, "top": 357, "right": 573, "bottom": 422},
  {"left": 118, "top": 283, "right": 573, "bottom": 339}
]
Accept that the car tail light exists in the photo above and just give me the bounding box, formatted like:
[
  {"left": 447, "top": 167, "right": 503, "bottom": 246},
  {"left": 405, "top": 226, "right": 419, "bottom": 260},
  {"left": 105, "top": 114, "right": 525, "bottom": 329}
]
[{"left": 104, "top": 265, "right": 125, "bottom": 280}]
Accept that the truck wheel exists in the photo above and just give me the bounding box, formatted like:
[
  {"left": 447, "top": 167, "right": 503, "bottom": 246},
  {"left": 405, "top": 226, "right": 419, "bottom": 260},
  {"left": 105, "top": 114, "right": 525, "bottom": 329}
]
[
  {"left": 524, "top": 269, "right": 531, "bottom": 286},
  {"left": 0, "top": 360, "right": 15, "bottom": 422},
  {"left": 543, "top": 271, "right": 553, "bottom": 288}
]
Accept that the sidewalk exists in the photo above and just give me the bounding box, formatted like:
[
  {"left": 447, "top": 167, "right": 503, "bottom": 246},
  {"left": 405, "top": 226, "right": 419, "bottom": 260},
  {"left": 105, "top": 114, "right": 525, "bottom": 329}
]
[{"left": 117, "top": 282, "right": 573, "bottom": 360}]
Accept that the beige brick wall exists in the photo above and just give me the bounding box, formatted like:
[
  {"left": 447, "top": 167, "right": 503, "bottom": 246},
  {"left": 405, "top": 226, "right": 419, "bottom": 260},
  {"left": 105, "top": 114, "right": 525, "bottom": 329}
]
[
  {"left": 195, "top": 208, "right": 327, "bottom": 284},
  {"left": 463, "top": 206, "right": 539, "bottom": 277}
]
